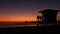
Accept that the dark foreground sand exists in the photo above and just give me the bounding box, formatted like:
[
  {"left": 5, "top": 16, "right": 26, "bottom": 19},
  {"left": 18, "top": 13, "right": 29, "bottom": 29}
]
[{"left": 0, "top": 25, "right": 60, "bottom": 33}]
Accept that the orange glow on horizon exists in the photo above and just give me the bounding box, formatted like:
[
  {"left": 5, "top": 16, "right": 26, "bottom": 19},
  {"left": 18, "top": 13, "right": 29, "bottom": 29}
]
[
  {"left": 0, "top": 16, "right": 60, "bottom": 22},
  {"left": 0, "top": 16, "right": 37, "bottom": 22},
  {"left": 0, "top": 13, "right": 60, "bottom": 22}
]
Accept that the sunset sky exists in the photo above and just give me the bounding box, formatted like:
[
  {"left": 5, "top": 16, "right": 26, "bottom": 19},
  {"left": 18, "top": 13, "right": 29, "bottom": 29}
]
[{"left": 0, "top": 0, "right": 60, "bottom": 22}]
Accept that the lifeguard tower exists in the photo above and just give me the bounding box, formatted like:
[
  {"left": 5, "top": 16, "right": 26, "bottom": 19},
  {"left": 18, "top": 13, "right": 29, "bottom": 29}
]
[{"left": 38, "top": 9, "right": 59, "bottom": 24}]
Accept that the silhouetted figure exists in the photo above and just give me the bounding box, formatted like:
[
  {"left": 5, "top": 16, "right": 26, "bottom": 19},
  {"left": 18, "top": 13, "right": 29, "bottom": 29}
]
[
  {"left": 37, "top": 15, "right": 40, "bottom": 22},
  {"left": 58, "top": 16, "right": 59, "bottom": 20}
]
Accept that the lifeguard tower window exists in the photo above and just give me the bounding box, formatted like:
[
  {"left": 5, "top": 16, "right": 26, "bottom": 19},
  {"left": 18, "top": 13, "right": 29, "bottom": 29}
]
[{"left": 38, "top": 9, "right": 59, "bottom": 24}]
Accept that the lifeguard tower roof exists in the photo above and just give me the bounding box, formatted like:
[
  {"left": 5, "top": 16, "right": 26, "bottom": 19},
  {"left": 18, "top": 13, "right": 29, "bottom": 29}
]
[{"left": 39, "top": 9, "right": 58, "bottom": 13}]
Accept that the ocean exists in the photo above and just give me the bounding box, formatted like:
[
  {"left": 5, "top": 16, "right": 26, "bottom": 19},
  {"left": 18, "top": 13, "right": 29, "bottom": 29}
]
[{"left": 0, "top": 22, "right": 60, "bottom": 28}]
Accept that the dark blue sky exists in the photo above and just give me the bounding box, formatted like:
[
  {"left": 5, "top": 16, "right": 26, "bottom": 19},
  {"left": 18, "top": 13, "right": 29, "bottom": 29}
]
[
  {"left": 0, "top": 0, "right": 60, "bottom": 13},
  {"left": 0, "top": 0, "right": 60, "bottom": 22}
]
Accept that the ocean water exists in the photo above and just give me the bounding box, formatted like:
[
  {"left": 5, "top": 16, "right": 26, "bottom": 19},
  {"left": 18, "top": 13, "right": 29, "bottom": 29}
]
[
  {"left": 0, "top": 22, "right": 60, "bottom": 28},
  {"left": 0, "top": 22, "right": 37, "bottom": 28}
]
